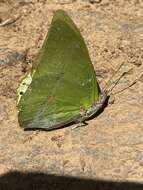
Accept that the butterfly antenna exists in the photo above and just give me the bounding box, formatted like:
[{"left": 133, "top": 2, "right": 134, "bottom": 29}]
[
  {"left": 111, "top": 79, "right": 138, "bottom": 95},
  {"left": 107, "top": 68, "right": 138, "bottom": 96},
  {"left": 103, "top": 62, "right": 125, "bottom": 92}
]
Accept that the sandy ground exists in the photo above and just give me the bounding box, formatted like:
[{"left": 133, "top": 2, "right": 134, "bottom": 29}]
[{"left": 0, "top": 0, "right": 143, "bottom": 189}]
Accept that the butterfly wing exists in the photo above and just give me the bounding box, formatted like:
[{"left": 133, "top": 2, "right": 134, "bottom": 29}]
[{"left": 17, "top": 10, "right": 101, "bottom": 130}]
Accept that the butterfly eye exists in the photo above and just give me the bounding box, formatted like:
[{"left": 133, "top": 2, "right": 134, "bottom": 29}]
[{"left": 20, "top": 92, "right": 24, "bottom": 95}]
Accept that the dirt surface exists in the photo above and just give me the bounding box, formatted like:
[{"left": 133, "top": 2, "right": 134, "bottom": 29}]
[{"left": 0, "top": 0, "right": 143, "bottom": 189}]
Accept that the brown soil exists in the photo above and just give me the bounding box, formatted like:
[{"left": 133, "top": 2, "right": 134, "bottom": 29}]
[{"left": 0, "top": 0, "right": 143, "bottom": 189}]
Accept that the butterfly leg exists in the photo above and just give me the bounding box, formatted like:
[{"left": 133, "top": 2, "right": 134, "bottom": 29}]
[
  {"left": 108, "top": 96, "right": 115, "bottom": 105},
  {"left": 71, "top": 119, "right": 88, "bottom": 130}
]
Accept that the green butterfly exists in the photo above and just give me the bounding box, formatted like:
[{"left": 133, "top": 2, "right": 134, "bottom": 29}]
[{"left": 17, "top": 10, "right": 107, "bottom": 130}]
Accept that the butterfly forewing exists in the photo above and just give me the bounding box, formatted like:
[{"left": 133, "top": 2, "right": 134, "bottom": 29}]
[{"left": 18, "top": 10, "right": 100, "bottom": 130}]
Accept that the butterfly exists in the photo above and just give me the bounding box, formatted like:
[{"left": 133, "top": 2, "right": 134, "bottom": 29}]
[{"left": 17, "top": 10, "right": 116, "bottom": 130}]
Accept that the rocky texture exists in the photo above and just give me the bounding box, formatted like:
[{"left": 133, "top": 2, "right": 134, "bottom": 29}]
[{"left": 0, "top": 0, "right": 143, "bottom": 188}]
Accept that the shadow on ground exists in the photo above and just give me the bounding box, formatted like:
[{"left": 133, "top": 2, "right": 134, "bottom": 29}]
[{"left": 0, "top": 171, "right": 143, "bottom": 190}]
